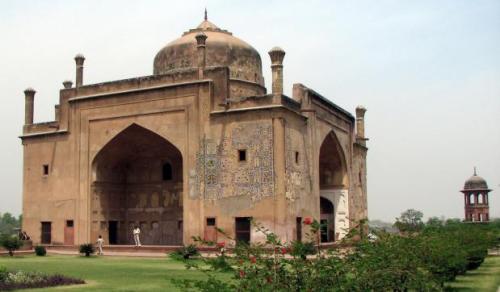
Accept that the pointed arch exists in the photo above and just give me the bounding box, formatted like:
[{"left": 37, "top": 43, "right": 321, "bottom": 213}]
[
  {"left": 318, "top": 131, "right": 349, "bottom": 189},
  {"left": 91, "top": 123, "right": 183, "bottom": 245}
]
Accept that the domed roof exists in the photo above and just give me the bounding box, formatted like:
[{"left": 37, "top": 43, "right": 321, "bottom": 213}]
[
  {"left": 153, "top": 17, "right": 264, "bottom": 86},
  {"left": 463, "top": 168, "right": 490, "bottom": 190}
]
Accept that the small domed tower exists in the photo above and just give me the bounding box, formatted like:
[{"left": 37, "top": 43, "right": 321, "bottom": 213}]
[{"left": 461, "top": 168, "right": 492, "bottom": 222}]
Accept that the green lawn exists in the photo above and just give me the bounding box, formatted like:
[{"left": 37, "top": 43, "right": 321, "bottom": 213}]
[
  {"left": 0, "top": 254, "right": 224, "bottom": 291},
  {"left": 446, "top": 256, "right": 500, "bottom": 292},
  {"left": 1, "top": 254, "right": 499, "bottom": 291}
]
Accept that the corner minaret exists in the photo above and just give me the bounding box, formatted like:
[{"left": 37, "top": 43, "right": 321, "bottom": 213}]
[
  {"left": 461, "top": 167, "right": 492, "bottom": 222},
  {"left": 23, "top": 88, "right": 36, "bottom": 125},
  {"left": 268, "top": 47, "right": 285, "bottom": 96},
  {"left": 355, "top": 106, "right": 367, "bottom": 145},
  {"left": 74, "top": 54, "right": 85, "bottom": 88}
]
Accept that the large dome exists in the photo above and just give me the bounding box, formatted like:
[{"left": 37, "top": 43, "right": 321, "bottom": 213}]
[{"left": 153, "top": 18, "right": 264, "bottom": 87}]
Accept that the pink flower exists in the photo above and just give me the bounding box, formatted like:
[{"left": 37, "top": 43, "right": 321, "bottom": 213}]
[
  {"left": 280, "top": 247, "right": 288, "bottom": 255},
  {"left": 250, "top": 256, "right": 256, "bottom": 263},
  {"left": 303, "top": 217, "right": 313, "bottom": 225},
  {"left": 239, "top": 270, "right": 246, "bottom": 278}
]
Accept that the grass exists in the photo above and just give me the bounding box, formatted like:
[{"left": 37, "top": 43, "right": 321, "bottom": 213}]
[
  {"left": 1, "top": 254, "right": 499, "bottom": 291},
  {"left": 0, "top": 254, "right": 226, "bottom": 291},
  {"left": 446, "top": 256, "right": 500, "bottom": 292}
]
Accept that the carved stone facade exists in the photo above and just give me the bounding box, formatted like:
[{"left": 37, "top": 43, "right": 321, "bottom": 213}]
[
  {"left": 198, "top": 121, "right": 274, "bottom": 202},
  {"left": 20, "top": 17, "right": 368, "bottom": 246}
]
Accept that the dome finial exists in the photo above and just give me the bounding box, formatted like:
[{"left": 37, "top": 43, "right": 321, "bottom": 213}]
[
  {"left": 473, "top": 166, "right": 477, "bottom": 176},
  {"left": 204, "top": 8, "right": 207, "bottom": 21}
]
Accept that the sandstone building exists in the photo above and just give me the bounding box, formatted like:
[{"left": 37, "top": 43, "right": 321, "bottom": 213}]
[{"left": 20, "top": 15, "right": 368, "bottom": 246}]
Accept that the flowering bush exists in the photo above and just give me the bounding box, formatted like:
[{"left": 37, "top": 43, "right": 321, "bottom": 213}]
[
  {"left": 172, "top": 218, "right": 498, "bottom": 292},
  {"left": 0, "top": 269, "right": 84, "bottom": 291}
]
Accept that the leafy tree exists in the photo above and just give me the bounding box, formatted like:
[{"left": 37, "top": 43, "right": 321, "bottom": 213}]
[
  {"left": 0, "top": 213, "right": 22, "bottom": 236},
  {"left": 394, "top": 209, "right": 424, "bottom": 233},
  {"left": 0, "top": 235, "right": 23, "bottom": 256}
]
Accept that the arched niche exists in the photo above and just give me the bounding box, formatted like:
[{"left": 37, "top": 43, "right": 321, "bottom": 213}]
[
  {"left": 319, "top": 131, "right": 349, "bottom": 189},
  {"left": 90, "top": 123, "right": 183, "bottom": 245}
]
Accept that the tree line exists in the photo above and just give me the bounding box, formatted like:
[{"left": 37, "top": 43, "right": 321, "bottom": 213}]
[{"left": 0, "top": 213, "right": 21, "bottom": 236}]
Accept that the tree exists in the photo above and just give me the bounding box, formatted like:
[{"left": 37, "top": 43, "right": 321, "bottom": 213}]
[
  {"left": 0, "top": 213, "right": 22, "bottom": 236},
  {"left": 394, "top": 209, "right": 424, "bottom": 233},
  {"left": 0, "top": 235, "right": 23, "bottom": 256}
]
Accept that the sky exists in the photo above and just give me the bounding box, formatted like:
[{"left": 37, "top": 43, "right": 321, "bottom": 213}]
[{"left": 0, "top": 0, "right": 499, "bottom": 222}]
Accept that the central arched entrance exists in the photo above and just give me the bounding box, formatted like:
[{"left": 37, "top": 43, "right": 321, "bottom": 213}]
[
  {"left": 90, "top": 124, "right": 183, "bottom": 245},
  {"left": 318, "top": 131, "right": 348, "bottom": 242}
]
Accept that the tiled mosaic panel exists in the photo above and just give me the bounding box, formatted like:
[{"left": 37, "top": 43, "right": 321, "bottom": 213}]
[{"left": 198, "top": 121, "right": 274, "bottom": 201}]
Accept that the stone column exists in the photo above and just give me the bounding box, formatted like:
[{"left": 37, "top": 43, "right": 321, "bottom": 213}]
[
  {"left": 74, "top": 54, "right": 85, "bottom": 88},
  {"left": 24, "top": 88, "right": 36, "bottom": 125},
  {"left": 195, "top": 32, "right": 207, "bottom": 79},
  {"left": 268, "top": 47, "right": 285, "bottom": 96}
]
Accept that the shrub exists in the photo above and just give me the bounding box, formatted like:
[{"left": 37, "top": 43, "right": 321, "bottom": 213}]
[
  {"left": 172, "top": 218, "right": 498, "bottom": 292},
  {"left": 417, "top": 232, "right": 467, "bottom": 285},
  {"left": 34, "top": 246, "right": 47, "bottom": 256},
  {"left": 170, "top": 244, "right": 199, "bottom": 260},
  {"left": 347, "top": 233, "right": 440, "bottom": 291},
  {"left": 0, "top": 235, "right": 23, "bottom": 256},
  {"left": 78, "top": 243, "right": 94, "bottom": 257},
  {"left": 0, "top": 266, "right": 8, "bottom": 283},
  {"left": 0, "top": 270, "right": 84, "bottom": 290},
  {"left": 289, "top": 241, "right": 315, "bottom": 260}
]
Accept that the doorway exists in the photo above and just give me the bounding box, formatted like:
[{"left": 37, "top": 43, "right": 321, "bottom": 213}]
[
  {"left": 109, "top": 221, "right": 118, "bottom": 245},
  {"left": 320, "top": 197, "right": 335, "bottom": 242},
  {"left": 235, "top": 217, "right": 251, "bottom": 244},
  {"left": 204, "top": 217, "right": 217, "bottom": 242},
  {"left": 64, "top": 220, "right": 74, "bottom": 245},
  {"left": 296, "top": 217, "right": 302, "bottom": 242},
  {"left": 41, "top": 222, "right": 51, "bottom": 244}
]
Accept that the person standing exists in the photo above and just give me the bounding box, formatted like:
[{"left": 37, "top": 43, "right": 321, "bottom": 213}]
[
  {"left": 96, "top": 235, "right": 105, "bottom": 255},
  {"left": 133, "top": 226, "right": 142, "bottom": 247}
]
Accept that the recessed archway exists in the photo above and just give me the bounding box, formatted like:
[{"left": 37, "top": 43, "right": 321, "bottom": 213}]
[
  {"left": 90, "top": 124, "right": 183, "bottom": 245},
  {"left": 318, "top": 131, "right": 348, "bottom": 242}
]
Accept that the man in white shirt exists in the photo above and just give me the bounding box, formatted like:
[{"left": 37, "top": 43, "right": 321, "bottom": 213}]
[
  {"left": 96, "top": 235, "right": 105, "bottom": 255},
  {"left": 133, "top": 226, "right": 142, "bottom": 247}
]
